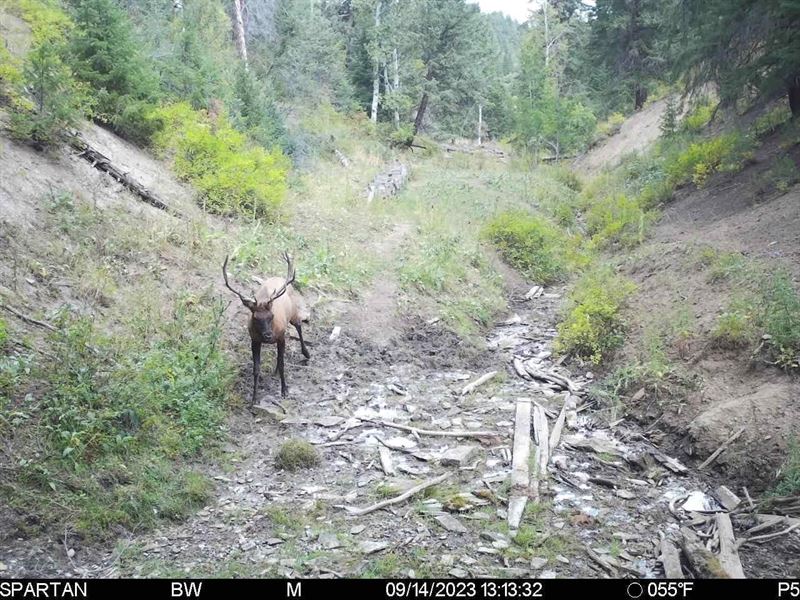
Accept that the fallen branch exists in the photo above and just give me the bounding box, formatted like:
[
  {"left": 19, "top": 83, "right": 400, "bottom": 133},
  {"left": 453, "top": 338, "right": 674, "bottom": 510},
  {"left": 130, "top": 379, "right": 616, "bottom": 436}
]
[
  {"left": 67, "top": 132, "right": 176, "bottom": 215},
  {"left": 461, "top": 371, "right": 498, "bottom": 396},
  {"left": 532, "top": 404, "right": 549, "bottom": 480},
  {"left": 698, "top": 427, "right": 745, "bottom": 470},
  {"left": 338, "top": 472, "right": 450, "bottom": 516},
  {"left": 1, "top": 303, "right": 56, "bottom": 331},
  {"left": 378, "top": 446, "right": 396, "bottom": 476},
  {"left": 679, "top": 527, "right": 730, "bottom": 578},
  {"left": 524, "top": 363, "right": 581, "bottom": 394},
  {"left": 738, "top": 521, "right": 800, "bottom": 547},
  {"left": 548, "top": 395, "right": 568, "bottom": 455},
  {"left": 585, "top": 546, "right": 618, "bottom": 576},
  {"left": 364, "top": 419, "right": 498, "bottom": 439},
  {"left": 509, "top": 399, "right": 532, "bottom": 530}
]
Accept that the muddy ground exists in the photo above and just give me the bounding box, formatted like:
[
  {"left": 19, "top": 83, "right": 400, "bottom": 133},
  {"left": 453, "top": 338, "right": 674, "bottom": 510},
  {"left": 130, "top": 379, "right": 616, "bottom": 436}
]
[{"left": 3, "top": 260, "right": 797, "bottom": 578}]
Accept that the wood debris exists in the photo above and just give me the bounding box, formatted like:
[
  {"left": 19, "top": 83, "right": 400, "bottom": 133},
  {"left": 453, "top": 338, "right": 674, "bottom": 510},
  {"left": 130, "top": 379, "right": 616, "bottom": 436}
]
[
  {"left": 698, "top": 427, "right": 745, "bottom": 470},
  {"left": 339, "top": 473, "right": 450, "bottom": 516},
  {"left": 461, "top": 371, "right": 498, "bottom": 396},
  {"left": 508, "top": 399, "right": 532, "bottom": 529}
]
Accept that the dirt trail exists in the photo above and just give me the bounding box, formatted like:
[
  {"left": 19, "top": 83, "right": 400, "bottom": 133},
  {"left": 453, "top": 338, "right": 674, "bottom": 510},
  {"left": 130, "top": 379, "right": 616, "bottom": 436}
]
[{"left": 4, "top": 267, "right": 792, "bottom": 578}]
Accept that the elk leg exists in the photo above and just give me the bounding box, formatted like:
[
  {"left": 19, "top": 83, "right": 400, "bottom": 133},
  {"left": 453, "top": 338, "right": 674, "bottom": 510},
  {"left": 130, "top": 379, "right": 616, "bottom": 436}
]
[
  {"left": 277, "top": 338, "right": 288, "bottom": 398},
  {"left": 294, "top": 321, "right": 311, "bottom": 359},
  {"left": 251, "top": 340, "right": 262, "bottom": 406}
]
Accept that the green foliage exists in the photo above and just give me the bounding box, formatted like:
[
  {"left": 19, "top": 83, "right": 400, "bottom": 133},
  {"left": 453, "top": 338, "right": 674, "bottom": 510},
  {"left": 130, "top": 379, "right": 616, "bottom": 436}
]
[
  {"left": 232, "top": 66, "right": 291, "bottom": 154},
  {"left": 762, "top": 273, "right": 800, "bottom": 369},
  {"left": 152, "top": 103, "right": 289, "bottom": 220},
  {"left": 751, "top": 104, "right": 792, "bottom": 138},
  {"left": 585, "top": 193, "right": 656, "bottom": 249},
  {"left": 761, "top": 156, "right": 799, "bottom": 194},
  {"left": 555, "top": 267, "right": 636, "bottom": 364},
  {"left": 275, "top": 440, "right": 320, "bottom": 471},
  {"left": 8, "top": 41, "right": 88, "bottom": 146},
  {"left": 681, "top": 102, "right": 715, "bottom": 133},
  {"left": 711, "top": 301, "right": 757, "bottom": 349},
  {"left": 0, "top": 318, "right": 7, "bottom": 348},
  {"left": 596, "top": 112, "right": 625, "bottom": 139},
  {"left": 482, "top": 211, "right": 571, "bottom": 284},
  {"left": 665, "top": 132, "right": 754, "bottom": 187},
  {"left": 659, "top": 98, "right": 678, "bottom": 137},
  {"left": 66, "top": 0, "right": 161, "bottom": 144},
  {"left": 774, "top": 441, "right": 800, "bottom": 496}
]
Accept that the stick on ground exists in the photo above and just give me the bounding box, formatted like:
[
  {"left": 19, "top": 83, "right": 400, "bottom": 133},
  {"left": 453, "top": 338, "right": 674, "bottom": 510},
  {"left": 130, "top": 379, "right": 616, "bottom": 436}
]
[
  {"left": 698, "top": 427, "right": 745, "bottom": 470},
  {"left": 338, "top": 473, "right": 451, "bottom": 516}
]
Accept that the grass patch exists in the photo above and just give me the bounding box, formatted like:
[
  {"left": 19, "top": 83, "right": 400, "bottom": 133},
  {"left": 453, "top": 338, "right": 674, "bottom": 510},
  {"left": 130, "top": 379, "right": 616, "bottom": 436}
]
[
  {"left": 774, "top": 441, "right": 800, "bottom": 496},
  {"left": 665, "top": 131, "right": 754, "bottom": 188},
  {"left": 274, "top": 439, "right": 320, "bottom": 471}
]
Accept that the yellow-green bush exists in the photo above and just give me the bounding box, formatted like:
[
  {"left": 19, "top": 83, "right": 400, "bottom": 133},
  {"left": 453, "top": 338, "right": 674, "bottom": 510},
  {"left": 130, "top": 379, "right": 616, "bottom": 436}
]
[
  {"left": 585, "top": 193, "right": 656, "bottom": 249},
  {"left": 596, "top": 112, "right": 625, "bottom": 139},
  {"left": 555, "top": 267, "right": 636, "bottom": 364},
  {"left": 681, "top": 102, "right": 715, "bottom": 132},
  {"left": 152, "top": 103, "right": 290, "bottom": 220},
  {"left": 665, "top": 132, "right": 753, "bottom": 187},
  {"left": 482, "top": 211, "right": 572, "bottom": 284},
  {"left": 751, "top": 104, "right": 792, "bottom": 138}
]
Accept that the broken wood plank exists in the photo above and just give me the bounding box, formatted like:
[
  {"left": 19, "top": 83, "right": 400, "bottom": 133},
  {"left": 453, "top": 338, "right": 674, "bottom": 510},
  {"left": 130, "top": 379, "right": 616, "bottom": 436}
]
[
  {"left": 679, "top": 527, "right": 729, "bottom": 578},
  {"left": 659, "top": 538, "right": 684, "bottom": 578},
  {"left": 329, "top": 326, "right": 341, "bottom": 341},
  {"left": 461, "top": 371, "right": 498, "bottom": 396},
  {"left": 564, "top": 393, "right": 578, "bottom": 430},
  {"left": 524, "top": 285, "right": 543, "bottom": 300},
  {"left": 714, "top": 486, "right": 741, "bottom": 512},
  {"left": 533, "top": 404, "right": 549, "bottom": 480},
  {"left": 548, "top": 395, "right": 568, "bottom": 455},
  {"left": 364, "top": 419, "right": 498, "bottom": 439},
  {"left": 650, "top": 448, "right": 689, "bottom": 474},
  {"left": 585, "top": 547, "right": 618, "bottom": 576},
  {"left": 715, "top": 513, "right": 745, "bottom": 578},
  {"left": 510, "top": 399, "right": 532, "bottom": 491},
  {"left": 378, "top": 446, "right": 396, "bottom": 476},
  {"left": 739, "top": 517, "right": 800, "bottom": 547},
  {"left": 338, "top": 473, "right": 450, "bottom": 516},
  {"left": 512, "top": 358, "right": 530, "bottom": 380},
  {"left": 507, "top": 496, "right": 527, "bottom": 530},
  {"left": 698, "top": 427, "right": 745, "bottom": 470}
]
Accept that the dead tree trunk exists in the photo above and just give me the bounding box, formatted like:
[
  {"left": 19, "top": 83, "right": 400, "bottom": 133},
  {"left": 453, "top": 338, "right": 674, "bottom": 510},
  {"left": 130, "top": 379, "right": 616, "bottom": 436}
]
[
  {"left": 232, "top": 0, "right": 248, "bottom": 69},
  {"left": 789, "top": 77, "right": 800, "bottom": 118},
  {"left": 477, "top": 103, "right": 483, "bottom": 146},
  {"left": 413, "top": 92, "right": 429, "bottom": 135},
  {"left": 392, "top": 48, "right": 400, "bottom": 129}
]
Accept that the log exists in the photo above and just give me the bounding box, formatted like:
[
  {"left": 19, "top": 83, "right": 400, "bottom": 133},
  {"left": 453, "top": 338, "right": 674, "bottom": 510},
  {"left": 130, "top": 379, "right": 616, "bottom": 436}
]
[
  {"left": 509, "top": 399, "right": 532, "bottom": 530},
  {"left": 461, "top": 371, "right": 498, "bottom": 396},
  {"left": 512, "top": 358, "right": 530, "bottom": 380},
  {"left": 338, "top": 472, "right": 450, "bottom": 516},
  {"left": 659, "top": 538, "right": 684, "bottom": 578},
  {"left": 333, "top": 148, "right": 350, "bottom": 168},
  {"left": 378, "top": 446, "right": 396, "bottom": 476},
  {"left": 564, "top": 393, "right": 578, "bottom": 430},
  {"left": 364, "top": 419, "right": 498, "bottom": 439},
  {"left": 67, "top": 133, "right": 175, "bottom": 215},
  {"left": 715, "top": 513, "right": 745, "bottom": 578},
  {"left": 524, "top": 363, "right": 581, "bottom": 393},
  {"left": 1, "top": 303, "right": 56, "bottom": 332},
  {"left": 679, "top": 527, "right": 729, "bottom": 578},
  {"left": 698, "top": 427, "right": 745, "bottom": 470}
]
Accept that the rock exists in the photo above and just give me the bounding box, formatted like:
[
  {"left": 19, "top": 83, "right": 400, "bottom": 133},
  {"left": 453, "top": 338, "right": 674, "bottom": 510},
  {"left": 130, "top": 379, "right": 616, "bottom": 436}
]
[
  {"left": 615, "top": 489, "right": 636, "bottom": 499},
  {"left": 481, "top": 531, "right": 510, "bottom": 544},
  {"left": 539, "top": 570, "right": 557, "bottom": 579},
  {"left": 440, "top": 555, "right": 455, "bottom": 567},
  {"left": 477, "top": 547, "right": 499, "bottom": 555},
  {"left": 530, "top": 557, "right": 548, "bottom": 570},
  {"left": 240, "top": 540, "right": 256, "bottom": 552},
  {"left": 449, "top": 568, "right": 468, "bottom": 578},
  {"left": 440, "top": 446, "right": 478, "bottom": 467},
  {"left": 460, "top": 555, "right": 478, "bottom": 565},
  {"left": 436, "top": 514, "right": 468, "bottom": 533},
  {"left": 67, "top": 548, "right": 75, "bottom": 559},
  {"left": 319, "top": 533, "right": 343, "bottom": 549},
  {"left": 266, "top": 538, "right": 284, "bottom": 546},
  {"left": 383, "top": 437, "right": 418, "bottom": 451},
  {"left": 350, "top": 525, "right": 366, "bottom": 535},
  {"left": 359, "top": 541, "right": 390, "bottom": 554},
  {"left": 555, "top": 555, "right": 569, "bottom": 565},
  {"left": 0, "top": 562, "right": 6, "bottom": 572},
  {"left": 492, "top": 540, "right": 510, "bottom": 550}
]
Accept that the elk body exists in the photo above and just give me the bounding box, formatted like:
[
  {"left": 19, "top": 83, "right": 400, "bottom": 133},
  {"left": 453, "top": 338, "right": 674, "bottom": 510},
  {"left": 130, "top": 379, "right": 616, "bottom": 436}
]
[{"left": 223, "top": 252, "right": 310, "bottom": 406}]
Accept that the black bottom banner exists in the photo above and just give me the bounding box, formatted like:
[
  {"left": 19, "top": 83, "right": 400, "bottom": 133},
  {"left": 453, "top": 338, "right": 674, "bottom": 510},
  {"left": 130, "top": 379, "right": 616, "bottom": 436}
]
[{"left": 1, "top": 578, "right": 799, "bottom": 600}]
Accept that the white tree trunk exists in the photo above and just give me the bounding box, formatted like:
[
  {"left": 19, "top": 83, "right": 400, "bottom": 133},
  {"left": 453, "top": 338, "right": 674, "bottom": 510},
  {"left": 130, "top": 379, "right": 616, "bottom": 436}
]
[
  {"left": 543, "top": 2, "right": 549, "bottom": 68},
  {"left": 477, "top": 103, "right": 483, "bottom": 146},
  {"left": 370, "top": 0, "right": 382, "bottom": 123},
  {"left": 232, "top": 0, "right": 248, "bottom": 69},
  {"left": 392, "top": 47, "right": 400, "bottom": 129}
]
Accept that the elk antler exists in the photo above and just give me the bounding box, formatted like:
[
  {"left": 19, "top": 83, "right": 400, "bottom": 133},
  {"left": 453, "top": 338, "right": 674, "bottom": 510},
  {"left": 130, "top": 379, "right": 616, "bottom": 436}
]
[
  {"left": 268, "top": 251, "right": 296, "bottom": 302},
  {"left": 222, "top": 255, "right": 256, "bottom": 307}
]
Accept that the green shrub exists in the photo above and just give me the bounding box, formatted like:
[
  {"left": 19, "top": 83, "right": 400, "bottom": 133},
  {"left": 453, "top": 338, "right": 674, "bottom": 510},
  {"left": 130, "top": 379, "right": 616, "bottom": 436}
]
[
  {"left": 774, "top": 441, "right": 800, "bottom": 496},
  {"left": 751, "top": 104, "right": 792, "bottom": 138},
  {"left": 152, "top": 102, "right": 290, "bottom": 220},
  {"left": 762, "top": 273, "right": 800, "bottom": 369},
  {"left": 596, "top": 112, "right": 625, "bottom": 138},
  {"left": 665, "top": 132, "right": 753, "bottom": 187},
  {"left": 482, "top": 211, "right": 571, "bottom": 284},
  {"left": 585, "top": 193, "right": 656, "bottom": 248},
  {"left": 711, "top": 304, "right": 756, "bottom": 349},
  {"left": 555, "top": 267, "right": 636, "bottom": 364},
  {"left": 681, "top": 102, "right": 715, "bottom": 132},
  {"left": 0, "top": 318, "right": 7, "bottom": 347}
]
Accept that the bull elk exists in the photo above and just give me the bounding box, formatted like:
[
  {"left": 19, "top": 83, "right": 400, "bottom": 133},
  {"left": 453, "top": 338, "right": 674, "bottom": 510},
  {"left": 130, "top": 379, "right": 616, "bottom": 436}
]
[{"left": 223, "top": 252, "right": 310, "bottom": 406}]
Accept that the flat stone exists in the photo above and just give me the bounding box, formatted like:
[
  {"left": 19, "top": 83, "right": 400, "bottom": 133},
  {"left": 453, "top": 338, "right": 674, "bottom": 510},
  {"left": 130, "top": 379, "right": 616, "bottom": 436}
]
[
  {"left": 266, "top": 538, "right": 284, "bottom": 546},
  {"left": 530, "top": 557, "right": 548, "bottom": 570},
  {"left": 714, "top": 485, "right": 741, "bottom": 511},
  {"left": 440, "top": 446, "right": 478, "bottom": 467},
  {"left": 319, "top": 533, "right": 343, "bottom": 549},
  {"left": 615, "top": 489, "right": 636, "bottom": 499},
  {"left": 359, "top": 541, "right": 390, "bottom": 554},
  {"left": 540, "top": 570, "right": 557, "bottom": 579},
  {"left": 449, "top": 568, "right": 468, "bottom": 578},
  {"left": 315, "top": 416, "right": 345, "bottom": 427},
  {"left": 555, "top": 555, "right": 569, "bottom": 564},
  {"left": 436, "top": 514, "right": 468, "bottom": 533},
  {"left": 350, "top": 525, "right": 366, "bottom": 535}
]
